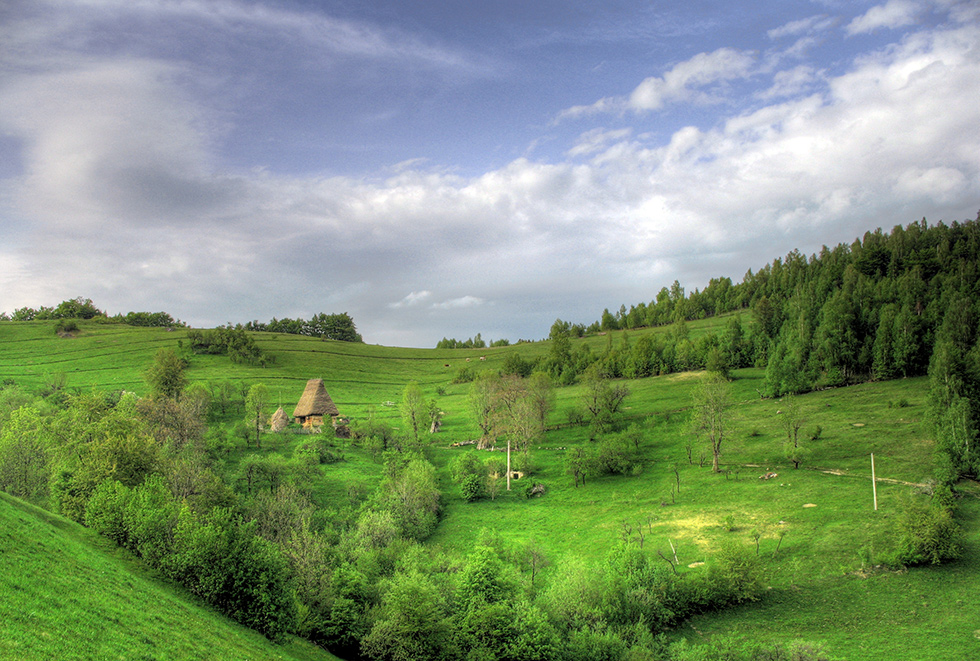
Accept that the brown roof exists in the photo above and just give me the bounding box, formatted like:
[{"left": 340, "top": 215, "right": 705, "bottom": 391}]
[{"left": 293, "top": 378, "right": 339, "bottom": 418}]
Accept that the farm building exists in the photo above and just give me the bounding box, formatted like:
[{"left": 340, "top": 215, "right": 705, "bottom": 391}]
[{"left": 293, "top": 378, "right": 340, "bottom": 429}]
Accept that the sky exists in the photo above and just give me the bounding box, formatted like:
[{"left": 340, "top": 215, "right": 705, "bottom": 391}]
[{"left": 0, "top": 0, "right": 978, "bottom": 347}]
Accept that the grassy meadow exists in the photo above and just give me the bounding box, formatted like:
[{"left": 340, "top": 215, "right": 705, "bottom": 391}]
[
  {"left": 0, "top": 492, "right": 342, "bottom": 661},
  {"left": 2, "top": 317, "right": 978, "bottom": 660}
]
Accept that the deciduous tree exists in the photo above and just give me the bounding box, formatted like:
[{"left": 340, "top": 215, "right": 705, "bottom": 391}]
[{"left": 691, "top": 372, "right": 734, "bottom": 473}]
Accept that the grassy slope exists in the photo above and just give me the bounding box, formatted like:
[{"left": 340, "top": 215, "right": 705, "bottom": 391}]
[
  {"left": 0, "top": 492, "right": 341, "bottom": 661},
  {"left": 2, "top": 319, "right": 978, "bottom": 660}
]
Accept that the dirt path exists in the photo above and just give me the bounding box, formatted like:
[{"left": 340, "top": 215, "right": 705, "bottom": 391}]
[
  {"left": 736, "top": 463, "right": 930, "bottom": 488},
  {"left": 810, "top": 466, "right": 930, "bottom": 488}
]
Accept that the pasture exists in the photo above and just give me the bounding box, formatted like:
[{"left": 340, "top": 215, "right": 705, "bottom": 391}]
[{"left": 1, "top": 318, "right": 977, "bottom": 660}]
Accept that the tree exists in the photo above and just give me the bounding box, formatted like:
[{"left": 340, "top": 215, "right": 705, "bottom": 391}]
[
  {"left": 244, "top": 384, "right": 269, "bottom": 449},
  {"left": 580, "top": 366, "right": 630, "bottom": 440},
  {"left": 361, "top": 570, "right": 450, "bottom": 661},
  {"left": 470, "top": 370, "right": 499, "bottom": 443},
  {"left": 527, "top": 371, "right": 555, "bottom": 429},
  {"left": 375, "top": 455, "right": 441, "bottom": 541},
  {"left": 565, "top": 447, "right": 595, "bottom": 488},
  {"left": 0, "top": 406, "right": 52, "bottom": 503},
  {"left": 547, "top": 319, "right": 574, "bottom": 383},
  {"left": 145, "top": 348, "right": 188, "bottom": 400},
  {"left": 691, "top": 372, "right": 734, "bottom": 472},
  {"left": 781, "top": 395, "right": 809, "bottom": 469},
  {"left": 401, "top": 382, "right": 426, "bottom": 448}
]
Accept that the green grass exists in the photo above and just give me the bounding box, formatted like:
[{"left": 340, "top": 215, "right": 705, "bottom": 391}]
[
  {"left": 0, "top": 492, "right": 341, "bottom": 661},
  {"left": 2, "top": 318, "right": 978, "bottom": 660}
]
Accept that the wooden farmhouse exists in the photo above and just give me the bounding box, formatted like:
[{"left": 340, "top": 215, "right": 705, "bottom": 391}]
[{"left": 293, "top": 378, "right": 340, "bottom": 430}]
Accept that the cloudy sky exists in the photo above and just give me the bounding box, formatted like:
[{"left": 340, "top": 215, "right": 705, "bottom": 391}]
[{"left": 1, "top": 0, "right": 977, "bottom": 346}]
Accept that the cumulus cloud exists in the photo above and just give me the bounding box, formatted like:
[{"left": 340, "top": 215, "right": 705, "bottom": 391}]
[
  {"left": 846, "top": 0, "right": 920, "bottom": 35},
  {"left": 557, "top": 47, "right": 756, "bottom": 120},
  {"left": 390, "top": 291, "right": 433, "bottom": 308},
  {"left": 432, "top": 296, "right": 485, "bottom": 310},
  {"left": 626, "top": 48, "right": 756, "bottom": 110},
  {"left": 566, "top": 128, "right": 633, "bottom": 158},
  {"left": 0, "top": 1, "right": 977, "bottom": 346}
]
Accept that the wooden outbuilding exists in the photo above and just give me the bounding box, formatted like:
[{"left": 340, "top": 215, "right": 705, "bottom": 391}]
[{"left": 293, "top": 378, "right": 340, "bottom": 429}]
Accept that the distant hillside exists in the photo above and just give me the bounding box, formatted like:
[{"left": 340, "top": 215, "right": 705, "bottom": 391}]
[{"left": 0, "top": 491, "right": 340, "bottom": 661}]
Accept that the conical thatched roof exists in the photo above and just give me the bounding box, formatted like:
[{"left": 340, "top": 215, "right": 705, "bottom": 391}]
[
  {"left": 293, "top": 378, "right": 339, "bottom": 418},
  {"left": 269, "top": 406, "right": 290, "bottom": 433}
]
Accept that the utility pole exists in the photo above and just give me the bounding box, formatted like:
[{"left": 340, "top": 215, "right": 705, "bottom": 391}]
[{"left": 871, "top": 453, "right": 878, "bottom": 511}]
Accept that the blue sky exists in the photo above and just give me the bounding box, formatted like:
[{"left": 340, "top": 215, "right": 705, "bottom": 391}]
[{"left": 1, "top": 0, "right": 978, "bottom": 346}]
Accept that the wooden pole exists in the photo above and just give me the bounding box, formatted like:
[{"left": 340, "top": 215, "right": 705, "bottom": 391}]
[
  {"left": 507, "top": 439, "right": 511, "bottom": 491},
  {"left": 871, "top": 453, "right": 878, "bottom": 511}
]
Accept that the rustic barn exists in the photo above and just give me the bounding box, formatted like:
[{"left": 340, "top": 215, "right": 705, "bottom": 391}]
[
  {"left": 269, "top": 406, "right": 290, "bottom": 433},
  {"left": 293, "top": 378, "right": 339, "bottom": 429}
]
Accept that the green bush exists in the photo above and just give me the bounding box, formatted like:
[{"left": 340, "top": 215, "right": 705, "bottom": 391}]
[
  {"left": 890, "top": 497, "right": 961, "bottom": 566},
  {"left": 54, "top": 319, "right": 79, "bottom": 334},
  {"left": 461, "top": 473, "right": 485, "bottom": 502}
]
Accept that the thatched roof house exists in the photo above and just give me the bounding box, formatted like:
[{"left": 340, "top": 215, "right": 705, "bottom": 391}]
[{"left": 293, "top": 379, "right": 339, "bottom": 429}]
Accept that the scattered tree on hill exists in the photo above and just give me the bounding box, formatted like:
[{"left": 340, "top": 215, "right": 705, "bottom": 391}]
[
  {"left": 691, "top": 372, "right": 734, "bottom": 473},
  {"left": 580, "top": 366, "right": 630, "bottom": 440},
  {"left": 145, "top": 348, "right": 188, "bottom": 400},
  {"left": 244, "top": 384, "right": 269, "bottom": 449},
  {"left": 781, "top": 395, "right": 809, "bottom": 469},
  {"left": 401, "top": 382, "right": 427, "bottom": 448}
]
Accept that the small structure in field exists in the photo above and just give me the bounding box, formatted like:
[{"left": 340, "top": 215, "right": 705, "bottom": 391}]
[
  {"left": 293, "top": 378, "right": 340, "bottom": 430},
  {"left": 269, "top": 406, "right": 290, "bottom": 433}
]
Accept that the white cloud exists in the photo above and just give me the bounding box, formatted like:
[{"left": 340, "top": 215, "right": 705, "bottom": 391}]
[
  {"left": 432, "top": 296, "right": 484, "bottom": 310},
  {"left": 390, "top": 290, "right": 432, "bottom": 308},
  {"left": 26, "top": 0, "right": 484, "bottom": 72},
  {"left": 557, "top": 47, "right": 755, "bottom": 120},
  {"left": 566, "top": 128, "right": 633, "bottom": 158},
  {"left": 768, "top": 15, "right": 836, "bottom": 39},
  {"left": 0, "top": 3, "right": 977, "bottom": 346},
  {"left": 846, "top": 0, "right": 920, "bottom": 35},
  {"left": 627, "top": 48, "right": 756, "bottom": 110},
  {"left": 757, "top": 65, "right": 821, "bottom": 100},
  {"left": 894, "top": 166, "right": 967, "bottom": 203}
]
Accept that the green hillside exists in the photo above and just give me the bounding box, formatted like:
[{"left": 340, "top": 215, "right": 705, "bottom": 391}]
[
  {"left": 0, "top": 491, "right": 341, "bottom": 661},
  {"left": 2, "top": 316, "right": 978, "bottom": 660}
]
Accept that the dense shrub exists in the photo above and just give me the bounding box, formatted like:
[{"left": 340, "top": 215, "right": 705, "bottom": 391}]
[{"left": 890, "top": 496, "right": 962, "bottom": 566}]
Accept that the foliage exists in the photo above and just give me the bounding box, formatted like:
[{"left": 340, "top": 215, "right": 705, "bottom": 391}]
[
  {"left": 580, "top": 366, "right": 630, "bottom": 439},
  {"left": 436, "top": 333, "right": 486, "bottom": 349},
  {"left": 889, "top": 496, "right": 962, "bottom": 567},
  {"left": 690, "top": 373, "right": 735, "bottom": 473},
  {"left": 372, "top": 454, "right": 441, "bottom": 542},
  {"left": 187, "top": 327, "right": 272, "bottom": 366},
  {"left": 400, "top": 381, "right": 427, "bottom": 448},
  {"left": 144, "top": 348, "right": 188, "bottom": 400},
  {"left": 245, "top": 312, "right": 363, "bottom": 342},
  {"left": 244, "top": 383, "right": 269, "bottom": 449},
  {"left": 0, "top": 406, "right": 52, "bottom": 503}
]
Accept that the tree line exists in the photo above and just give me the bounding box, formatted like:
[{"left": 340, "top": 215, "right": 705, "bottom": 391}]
[
  {"left": 0, "top": 298, "right": 363, "bottom": 344},
  {"left": 0, "top": 297, "right": 182, "bottom": 328},
  {"left": 243, "top": 312, "right": 362, "bottom": 343}
]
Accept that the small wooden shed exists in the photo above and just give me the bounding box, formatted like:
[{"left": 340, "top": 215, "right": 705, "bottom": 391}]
[{"left": 293, "top": 379, "right": 339, "bottom": 429}]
